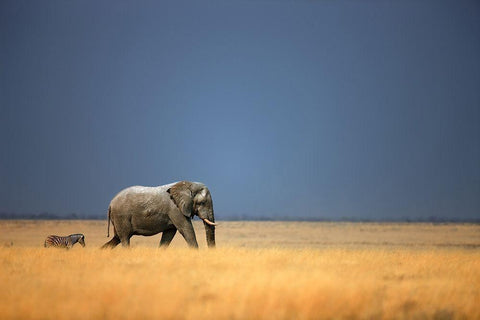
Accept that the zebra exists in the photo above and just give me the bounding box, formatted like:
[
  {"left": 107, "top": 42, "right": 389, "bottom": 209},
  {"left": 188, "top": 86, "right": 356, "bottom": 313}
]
[{"left": 44, "top": 234, "right": 86, "bottom": 249}]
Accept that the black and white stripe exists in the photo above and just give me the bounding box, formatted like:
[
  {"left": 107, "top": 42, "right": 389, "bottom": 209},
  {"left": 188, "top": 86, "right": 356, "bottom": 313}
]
[{"left": 44, "top": 234, "right": 85, "bottom": 249}]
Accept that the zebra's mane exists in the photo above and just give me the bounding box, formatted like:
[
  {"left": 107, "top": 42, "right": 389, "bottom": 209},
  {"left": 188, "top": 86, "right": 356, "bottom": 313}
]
[{"left": 69, "top": 234, "right": 84, "bottom": 238}]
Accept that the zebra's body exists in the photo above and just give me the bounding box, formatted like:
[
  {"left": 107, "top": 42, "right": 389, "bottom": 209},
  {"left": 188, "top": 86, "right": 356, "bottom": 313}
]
[{"left": 44, "top": 234, "right": 85, "bottom": 249}]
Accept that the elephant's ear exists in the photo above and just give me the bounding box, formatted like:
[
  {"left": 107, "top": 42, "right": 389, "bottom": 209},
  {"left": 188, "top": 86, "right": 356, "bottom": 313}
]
[{"left": 167, "top": 181, "right": 193, "bottom": 217}]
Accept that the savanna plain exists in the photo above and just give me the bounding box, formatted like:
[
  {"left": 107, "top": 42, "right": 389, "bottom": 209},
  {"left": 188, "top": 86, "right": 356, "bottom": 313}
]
[{"left": 0, "top": 220, "right": 479, "bottom": 320}]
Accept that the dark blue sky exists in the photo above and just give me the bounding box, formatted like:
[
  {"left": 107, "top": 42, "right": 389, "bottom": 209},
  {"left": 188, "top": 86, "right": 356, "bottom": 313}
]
[{"left": 1, "top": 1, "right": 479, "bottom": 220}]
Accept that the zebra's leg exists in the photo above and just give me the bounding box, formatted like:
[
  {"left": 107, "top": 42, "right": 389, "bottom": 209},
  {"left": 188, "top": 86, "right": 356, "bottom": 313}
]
[
  {"left": 101, "top": 235, "right": 121, "bottom": 249},
  {"left": 159, "top": 229, "right": 177, "bottom": 248}
]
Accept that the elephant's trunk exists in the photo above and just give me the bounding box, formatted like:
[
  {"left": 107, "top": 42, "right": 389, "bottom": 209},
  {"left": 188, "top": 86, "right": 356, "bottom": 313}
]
[{"left": 203, "top": 210, "right": 216, "bottom": 248}]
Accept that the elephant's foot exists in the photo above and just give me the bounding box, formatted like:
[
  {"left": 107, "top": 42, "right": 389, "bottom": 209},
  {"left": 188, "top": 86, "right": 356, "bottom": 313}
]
[{"left": 101, "top": 235, "right": 121, "bottom": 249}]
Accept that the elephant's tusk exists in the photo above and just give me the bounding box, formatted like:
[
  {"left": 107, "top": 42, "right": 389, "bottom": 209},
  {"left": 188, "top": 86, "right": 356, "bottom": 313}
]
[{"left": 203, "top": 218, "right": 218, "bottom": 226}]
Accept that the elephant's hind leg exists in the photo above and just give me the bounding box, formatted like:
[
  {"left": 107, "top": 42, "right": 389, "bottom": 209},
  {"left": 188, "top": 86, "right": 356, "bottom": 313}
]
[
  {"left": 119, "top": 235, "right": 131, "bottom": 247},
  {"left": 101, "top": 235, "right": 121, "bottom": 249}
]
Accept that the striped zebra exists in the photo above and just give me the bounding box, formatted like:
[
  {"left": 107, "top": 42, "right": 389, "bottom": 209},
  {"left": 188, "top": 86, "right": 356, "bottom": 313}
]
[{"left": 44, "top": 234, "right": 85, "bottom": 249}]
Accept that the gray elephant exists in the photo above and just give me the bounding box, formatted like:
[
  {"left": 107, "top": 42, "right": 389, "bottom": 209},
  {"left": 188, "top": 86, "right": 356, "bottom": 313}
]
[{"left": 101, "top": 181, "right": 216, "bottom": 249}]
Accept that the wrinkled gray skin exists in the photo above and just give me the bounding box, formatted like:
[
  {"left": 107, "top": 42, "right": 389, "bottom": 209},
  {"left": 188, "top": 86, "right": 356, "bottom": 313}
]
[{"left": 101, "top": 181, "right": 216, "bottom": 249}]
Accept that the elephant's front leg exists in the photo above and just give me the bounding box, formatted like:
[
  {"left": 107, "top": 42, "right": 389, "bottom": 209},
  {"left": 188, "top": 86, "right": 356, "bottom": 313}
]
[
  {"left": 170, "top": 217, "right": 199, "bottom": 248},
  {"left": 179, "top": 219, "right": 199, "bottom": 248},
  {"left": 159, "top": 229, "right": 177, "bottom": 248}
]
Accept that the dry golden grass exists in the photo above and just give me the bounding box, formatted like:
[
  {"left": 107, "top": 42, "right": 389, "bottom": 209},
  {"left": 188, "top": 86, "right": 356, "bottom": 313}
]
[{"left": 0, "top": 220, "right": 479, "bottom": 319}]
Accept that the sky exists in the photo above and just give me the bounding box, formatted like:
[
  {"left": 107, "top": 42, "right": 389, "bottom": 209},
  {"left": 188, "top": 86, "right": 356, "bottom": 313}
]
[{"left": 1, "top": 0, "right": 479, "bottom": 220}]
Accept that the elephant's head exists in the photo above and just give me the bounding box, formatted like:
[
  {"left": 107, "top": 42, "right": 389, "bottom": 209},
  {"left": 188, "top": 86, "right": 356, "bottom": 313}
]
[{"left": 167, "top": 181, "right": 216, "bottom": 248}]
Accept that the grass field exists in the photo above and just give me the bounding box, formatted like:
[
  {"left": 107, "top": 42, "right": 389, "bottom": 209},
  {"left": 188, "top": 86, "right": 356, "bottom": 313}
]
[{"left": 0, "top": 220, "right": 479, "bottom": 319}]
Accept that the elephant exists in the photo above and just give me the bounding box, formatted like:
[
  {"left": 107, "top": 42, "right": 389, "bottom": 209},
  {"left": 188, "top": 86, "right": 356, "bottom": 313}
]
[{"left": 101, "top": 181, "right": 216, "bottom": 249}]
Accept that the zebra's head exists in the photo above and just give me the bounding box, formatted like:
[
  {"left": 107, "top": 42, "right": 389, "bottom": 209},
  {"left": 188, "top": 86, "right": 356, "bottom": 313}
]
[{"left": 78, "top": 235, "right": 85, "bottom": 247}]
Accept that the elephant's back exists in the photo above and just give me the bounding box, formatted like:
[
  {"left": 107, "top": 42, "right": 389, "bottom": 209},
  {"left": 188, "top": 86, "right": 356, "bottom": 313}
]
[
  {"left": 110, "top": 183, "right": 178, "bottom": 208},
  {"left": 112, "top": 186, "right": 151, "bottom": 199}
]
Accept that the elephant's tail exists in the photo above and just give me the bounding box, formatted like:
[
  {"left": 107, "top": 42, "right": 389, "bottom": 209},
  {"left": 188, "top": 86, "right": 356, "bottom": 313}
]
[{"left": 107, "top": 206, "right": 111, "bottom": 238}]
